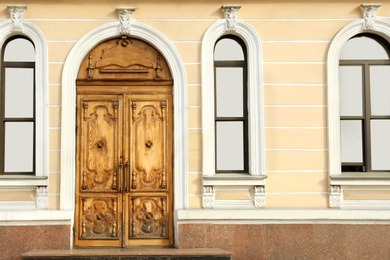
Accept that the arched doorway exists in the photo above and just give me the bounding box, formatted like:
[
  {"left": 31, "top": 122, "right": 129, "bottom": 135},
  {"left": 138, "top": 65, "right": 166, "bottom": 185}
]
[{"left": 74, "top": 37, "right": 173, "bottom": 247}]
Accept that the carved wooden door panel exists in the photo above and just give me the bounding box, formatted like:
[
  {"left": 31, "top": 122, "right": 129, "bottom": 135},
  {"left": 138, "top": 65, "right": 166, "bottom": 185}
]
[
  {"left": 75, "top": 95, "right": 123, "bottom": 247},
  {"left": 124, "top": 94, "right": 173, "bottom": 246},
  {"left": 75, "top": 93, "right": 173, "bottom": 247}
]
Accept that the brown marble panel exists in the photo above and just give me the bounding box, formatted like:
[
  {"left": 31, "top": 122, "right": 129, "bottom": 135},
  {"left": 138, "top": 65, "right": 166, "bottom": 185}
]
[
  {"left": 178, "top": 224, "right": 390, "bottom": 259},
  {"left": 0, "top": 225, "right": 70, "bottom": 260}
]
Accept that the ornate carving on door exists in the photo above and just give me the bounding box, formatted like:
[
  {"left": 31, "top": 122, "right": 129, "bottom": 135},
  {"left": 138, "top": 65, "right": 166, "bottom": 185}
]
[{"left": 75, "top": 37, "right": 173, "bottom": 247}]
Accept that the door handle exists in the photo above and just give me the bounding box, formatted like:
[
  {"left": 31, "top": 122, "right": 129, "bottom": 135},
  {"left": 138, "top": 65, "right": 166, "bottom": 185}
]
[
  {"left": 125, "top": 161, "right": 130, "bottom": 192},
  {"left": 119, "top": 157, "right": 123, "bottom": 193}
]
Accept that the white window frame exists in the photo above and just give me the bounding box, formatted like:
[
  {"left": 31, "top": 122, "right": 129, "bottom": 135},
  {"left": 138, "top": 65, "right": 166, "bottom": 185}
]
[
  {"left": 0, "top": 7, "right": 48, "bottom": 210},
  {"left": 201, "top": 17, "right": 266, "bottom": 209},
  {"left": 328, "top": 11, "right": 390, "bottom": 209}
]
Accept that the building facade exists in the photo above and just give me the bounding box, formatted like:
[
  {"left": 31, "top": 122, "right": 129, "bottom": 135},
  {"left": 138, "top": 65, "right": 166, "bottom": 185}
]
[{"left": 1, "top": 0, "right": 390, "bottom": 259}]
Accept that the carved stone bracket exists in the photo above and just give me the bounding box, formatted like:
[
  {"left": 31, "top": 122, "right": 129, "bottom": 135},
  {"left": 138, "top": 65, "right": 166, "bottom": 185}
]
[
  {"left": 202, "top": 185, "right": 215, "bottom": 209},
  {"left": 330, "top": 185, "right": 341, "bottom": 208},
  {"left": 360, "top": 3, "right": 382, "bottom": 30},
  {"left": 116, "top": 7, "right": 136, "bottom": 36},
  {"left": 221, "top": 4, "right": 241, "bottom": 32},
  {"left": 36, "top": 186, "right": 48, "bottom": 209},
  {"left": 7, "top": 5, "right": 27, "bottom": 32},
  {"left": 254, "top": 185, "right": 266, "bottom": 208}
]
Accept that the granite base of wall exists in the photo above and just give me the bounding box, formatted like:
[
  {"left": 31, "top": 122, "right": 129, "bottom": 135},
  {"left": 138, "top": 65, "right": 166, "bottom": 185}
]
[
  {"left": 178, "top": 223, "right": 390, "bottom": 259},
  {"left": 1, "top": 225, "right": 70, "bottom": 260}
]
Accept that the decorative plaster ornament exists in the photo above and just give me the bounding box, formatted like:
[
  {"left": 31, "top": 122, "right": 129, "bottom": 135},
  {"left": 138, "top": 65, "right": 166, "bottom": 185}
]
[
  {"left": 330, "top": 185, "right": 341, "bottom": 208},
  {"left": 361, "top": 3, "right": 382, "bottom": 30},
  {"left": 202, "top": 185, "right": 215, "bottom": 208},
  {"left": 221, "top": 5, "right": 241, "bottom": 31},
  {"left": 7, "top": 5, "right": 27, "bottom": 32},
  {"left": 116, "top": 7, "right": 136, "bottom": 35}
]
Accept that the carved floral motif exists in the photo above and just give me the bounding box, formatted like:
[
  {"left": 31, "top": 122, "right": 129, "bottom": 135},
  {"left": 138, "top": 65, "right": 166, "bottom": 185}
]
[
  {"left": 221, "top": 5, "right": 241, "bottom": 31},
  {"left": 202, "top": 185, "right": 215, "bottom": 209},
  {"left": 254, "top": 185, "right": 265, "bottom": 208},
  {"left": 130, "top": 197, "right": 167, "bottom": 238},
  {"left": 7, "top": 5, "right": 27, "bottom": 32},
  {"left": 81, "top": 198, "right": 117, "bottom": 239},
  {"left": 330, "top": 185, "right": 341, "bottom": 208},
  {"left": 116, "top": 7, "right": 136, "bottom": 35},
  {"left": 361, "top": 4, "right": 382, "bottom": 30}
]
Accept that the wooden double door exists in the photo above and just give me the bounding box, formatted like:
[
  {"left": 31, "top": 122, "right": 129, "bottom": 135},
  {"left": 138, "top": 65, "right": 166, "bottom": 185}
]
[{"left": 74, "top": 90, "right": 173, "bottom": 247}]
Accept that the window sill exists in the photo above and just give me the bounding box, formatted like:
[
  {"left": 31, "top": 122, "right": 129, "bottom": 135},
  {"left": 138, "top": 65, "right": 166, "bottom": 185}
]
[
  {"left": 330, "top": 172, "right": 390, "bottom": 186},
  {"left": 0, "top": 175, "right": 48, "bottom": 186},
  {"left": 330, "top": 172, "right": 390, "bottom": 209},
  {"left": 0, "top": 176, "right": 49, "bottom": 209},
  {"left": 202, "top": 174, "right": 267, "bottom": 209}
]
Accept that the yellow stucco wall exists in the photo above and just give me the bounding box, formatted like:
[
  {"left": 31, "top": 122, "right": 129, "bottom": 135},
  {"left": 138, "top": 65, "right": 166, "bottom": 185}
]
[{"left": 3, "top": 0, "right": 390, "bottom": 209}]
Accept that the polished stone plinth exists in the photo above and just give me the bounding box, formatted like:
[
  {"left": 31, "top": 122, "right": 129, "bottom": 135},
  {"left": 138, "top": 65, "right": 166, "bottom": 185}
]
[{"left": 21, "top": 248, "right": 231, "bottom": 260}]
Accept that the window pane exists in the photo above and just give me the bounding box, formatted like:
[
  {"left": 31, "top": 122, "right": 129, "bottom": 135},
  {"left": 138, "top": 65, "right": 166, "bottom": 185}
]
[
  {"left": 4, "top": 122, "right": 34, "bottom": 172},
  {"left": 216, "top": 67, "right": 243, "bottom": 117},
  {"left": 4, "top": 38, "right": 35, "bottom": 62},
  {"left": 5, "top": 68, "right": 34, "bottom": 118},
  {"left": 371, "top": 120, "right": 390, "bottom": 170},
  {"left": 340, "top": 120, "right": 363, "bottom": 163},
  {"left": 214, "top": 38, "right": 244, "bottom": 61},
  {"left": 340, "top": 36, "right": 389, "bottom": 60},
  {"left": 339, "top": 66, "right": 363, "bottom": 116},
  {"left": 216, "top": 121, "right": 244, "bottom": 171},
  {"left": 370, "top": 66, "right": 390, "bottom": 116}
]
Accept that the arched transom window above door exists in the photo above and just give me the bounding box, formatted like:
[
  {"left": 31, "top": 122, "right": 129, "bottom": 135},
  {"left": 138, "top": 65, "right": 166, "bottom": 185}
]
[{"left": 77, "top": 37, "right": 171, "bottom": 82}]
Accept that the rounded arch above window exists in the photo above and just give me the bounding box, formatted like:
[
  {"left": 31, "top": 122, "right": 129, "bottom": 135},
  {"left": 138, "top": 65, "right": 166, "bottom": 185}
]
[
  {"left": 340, "top": 34, "right": 390, "bottom": 60},
  {"left": 3, "top": 36, "right": 35, "bottom": 62},
  {"left": 214, "top": 36, "right": 246, "bottom": 61}
]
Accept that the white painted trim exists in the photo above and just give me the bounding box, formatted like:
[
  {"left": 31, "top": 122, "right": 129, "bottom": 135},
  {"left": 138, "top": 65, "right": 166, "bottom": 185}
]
[
  {"left": 177, "top": 209, "right": 390, "bottom": 224},
  {"left": 0, "top": 19, "right": 49, "bottom": 210},
  {"left": 60, "top": 21, "right": 188, "bottom": 212},
  {"left": 0, "top": 210, "right": 73, "bottom": 224},
  {"left": 201, "top": 19, "right": 265, "bottom": 208},
  {"left": 327, "top": 17, "right": 390, "bottom": 209},
  {"left": 341, "top": 200, "right": 390, "bottom": 210}
]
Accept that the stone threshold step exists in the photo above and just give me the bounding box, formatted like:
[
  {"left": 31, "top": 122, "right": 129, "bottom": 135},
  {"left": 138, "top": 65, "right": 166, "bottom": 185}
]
[{"left": 21, "top": 248, "right": 231, "bottom": 260}]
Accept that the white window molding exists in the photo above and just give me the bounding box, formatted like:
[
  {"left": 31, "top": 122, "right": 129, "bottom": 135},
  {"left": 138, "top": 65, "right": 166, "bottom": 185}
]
[
  {"left": 201, "top": 7, "right": 266, "bottom": 209},
  {"left": 327, "top": 7, "right": 390, "bottom": 209},
  {"left": 61, "top": 17, "right": 188, "bottom": 214},
  {"left": 0, "top": 6, "right": 49, "bottom": 210}
]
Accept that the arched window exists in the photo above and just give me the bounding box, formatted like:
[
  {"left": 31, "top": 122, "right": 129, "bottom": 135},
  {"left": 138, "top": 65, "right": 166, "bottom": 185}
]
[
  {"left": 0, "top": 36, "right": 35, "bottom": 175},
  {"left": 339, "top": 34, "right": 390, "bottom": 172},
  {"left": 214, "top": 36, "right": 248, "bottom": 173},
  {"left": 201, "top": 18, "right": 265, "bottom": 209}
]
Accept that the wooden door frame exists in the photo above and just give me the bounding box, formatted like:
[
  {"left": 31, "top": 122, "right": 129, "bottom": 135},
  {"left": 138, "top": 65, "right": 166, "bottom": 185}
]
[{"left": 60, "top": 21, "right": 188, "bottom": 247}]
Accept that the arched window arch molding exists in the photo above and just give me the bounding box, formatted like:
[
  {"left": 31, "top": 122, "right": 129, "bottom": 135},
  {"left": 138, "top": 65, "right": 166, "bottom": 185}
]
[
  {"left": 0, "top": 19, "right": 49, "bottom": 209},
  {"left": 60, "top": 21, "right": 188, "bottom": 214},
  {"left": 328, "top": 17, "right": 390, "bottom": 209},
  {"left": 201, "top": 19, "right": 266, "bottom": 209}
]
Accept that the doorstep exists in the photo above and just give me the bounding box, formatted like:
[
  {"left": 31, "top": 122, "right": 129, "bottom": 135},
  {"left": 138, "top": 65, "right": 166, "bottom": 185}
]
[{"left": 20, "top": 248, "right": 232, "bottom": 259}]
